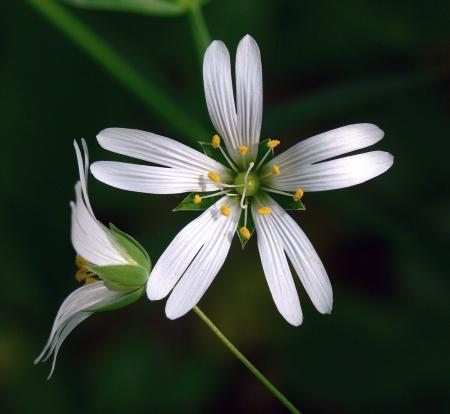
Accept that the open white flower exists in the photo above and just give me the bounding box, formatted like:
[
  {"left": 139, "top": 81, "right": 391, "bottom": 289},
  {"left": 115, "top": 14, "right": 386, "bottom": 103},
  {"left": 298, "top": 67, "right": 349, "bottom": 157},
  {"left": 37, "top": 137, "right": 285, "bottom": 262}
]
[
  {"left": 36, "top": 140, "right": 150, "bottom": 378},
  {"left": 91, "top": 35, "right": 393, "bottom": 325}
]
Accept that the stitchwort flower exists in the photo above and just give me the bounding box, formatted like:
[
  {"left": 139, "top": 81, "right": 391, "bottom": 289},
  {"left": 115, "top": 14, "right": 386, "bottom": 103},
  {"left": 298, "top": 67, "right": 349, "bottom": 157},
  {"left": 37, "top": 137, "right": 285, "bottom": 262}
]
[
  {"left": 91, "top": 35, "right": 393, "bottom": 325},
  {"left": 35, "top": 140, "right": 151, "bottom": 378}
]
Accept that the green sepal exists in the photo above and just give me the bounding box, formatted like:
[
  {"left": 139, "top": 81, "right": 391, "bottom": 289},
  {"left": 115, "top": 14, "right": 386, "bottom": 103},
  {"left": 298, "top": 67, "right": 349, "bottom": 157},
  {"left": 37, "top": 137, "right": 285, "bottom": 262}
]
[
  {"left": 108, "top": 224, "right": 151, "bottom": 270},
  {"left": 93, "top": 286, "right": 145, "bottom": 313},
  {"left": 199, "top": 141, "right": 230, "bottom": 166},
  {"left": 92, "top": 264, "right": 149, "bottom": 290},
  {"left": 236, "top": 209, "right": 255, "bottom": 249},
  {"left": 255, "top": 139, "right": 274, "bottom": 165},
  {"left": 269, "top": 193, "right": 306, "bottom": 211},
  {"left": 173, "top": 192, "right": 221, "bottom": 211}
]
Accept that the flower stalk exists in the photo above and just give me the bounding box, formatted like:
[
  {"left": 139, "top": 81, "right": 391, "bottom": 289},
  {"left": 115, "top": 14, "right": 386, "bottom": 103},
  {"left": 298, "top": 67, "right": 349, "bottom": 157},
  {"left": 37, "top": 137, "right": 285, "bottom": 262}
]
[{"left": 194, "top": 306, "right": 301, "bottom": 414}]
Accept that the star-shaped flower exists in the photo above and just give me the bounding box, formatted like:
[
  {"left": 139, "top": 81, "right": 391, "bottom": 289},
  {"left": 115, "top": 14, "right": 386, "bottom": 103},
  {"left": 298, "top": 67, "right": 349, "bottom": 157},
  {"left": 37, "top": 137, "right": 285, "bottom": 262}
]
[{"left": 91, "top": 35, "right": 393, "bottom": 325}]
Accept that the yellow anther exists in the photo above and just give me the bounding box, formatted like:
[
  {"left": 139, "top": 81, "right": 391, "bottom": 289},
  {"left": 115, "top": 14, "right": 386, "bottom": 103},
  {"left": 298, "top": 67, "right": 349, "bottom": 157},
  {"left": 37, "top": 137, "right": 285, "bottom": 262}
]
[
  {"left": 293, "top": 188, "right": 304, "bottom": 202},
  {"left": 239, "top": 227, "right": 251, "bottom": 240},
  {"left": 257, "top": 207, "right": 272, "bottom": 215},
  {"left": 194, "top": 194, "right": 202, "bottom": 204},
  {"left": 271, "top": 165, "right": 281, "bottom": 175},
  {"left": 84, "top": 277, "right": 97, "bottom": 285},
  {"left": 208, "top": 171, "right": 221, "bottom": 183},
  {"left": 211, "top": 134, "right": 221, "bottom": 148},
  {"left": 75, "top": 255, "right": 88, "bottom": 268},
  {"left": 267, "top": 139, "right": 280, "bottom": 149},
  {"left": 237, "top": 145, "right": 249, "bottom": 155},
  {"left": 220, "top": 204, "right": 231, "bottom": 217},
  {"left": 75, "top": 269, "right": 89, "bottom": 283}
]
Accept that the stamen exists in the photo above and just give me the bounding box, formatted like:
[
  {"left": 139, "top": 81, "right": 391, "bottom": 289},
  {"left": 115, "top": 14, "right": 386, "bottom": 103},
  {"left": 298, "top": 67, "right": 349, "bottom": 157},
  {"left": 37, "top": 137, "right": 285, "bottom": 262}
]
[
  {"left": 84, "top": 277, "right": 97, "bottom": 285},
  {"left": 261, "top": 186, "right": 295, "bottom": 197},
  {"left": 272, "top": 165, "right": 281, "bottom": 175},
  {"left": 255, "top": 140, "right": 281, "bottom": 171},
  {"left": 293, "top": 188, "right": 304, "bottom": 202},
  {"left": 194, "top": 194, "right": 202, "bottom": 204},
  {"left": 267, "top": 139, "right": 280, "bottom": 149},
  {"left": 257, "top": 207, "right": 272, "bottom": 215},
  {"left": 220, "top": 204, "right": 231, "bottom": 217},
  {"left": 239, "top": 227, "right": 251, "bottom": 240},
  {"left": 208, "top": 171, "right": 221, "bottom": 183},
  {"left": 237, "top": 145, "right": 249, "bottom": 155},
  {"left": 211, "top": 134, "right": 221, "bottom": 148},
  {"left": 218, "top": 146, "right": 239, "bottom": 173},
  {"left": 202, "top": 190, "right": 232, "bottom": 199},
  {"left": 75, "top": 255, "right": 94, "bottom": 283}
]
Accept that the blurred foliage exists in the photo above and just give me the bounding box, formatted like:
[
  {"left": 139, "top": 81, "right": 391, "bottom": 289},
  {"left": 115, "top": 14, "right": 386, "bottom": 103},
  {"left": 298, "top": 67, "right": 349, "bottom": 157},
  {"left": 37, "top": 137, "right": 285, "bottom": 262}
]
[{"left": 1, "top": 0, "right": 449, "bottom": 413}]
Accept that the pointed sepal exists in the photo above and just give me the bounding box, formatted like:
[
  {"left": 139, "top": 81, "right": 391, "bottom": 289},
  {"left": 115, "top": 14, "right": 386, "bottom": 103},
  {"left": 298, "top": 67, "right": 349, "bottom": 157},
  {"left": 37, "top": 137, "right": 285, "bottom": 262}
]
[
  {"left": 269, "top": 193, "right": 306, "bottom": 211},
  {"left": 92, "top": 264, "right": 149, "bottom": 290}
]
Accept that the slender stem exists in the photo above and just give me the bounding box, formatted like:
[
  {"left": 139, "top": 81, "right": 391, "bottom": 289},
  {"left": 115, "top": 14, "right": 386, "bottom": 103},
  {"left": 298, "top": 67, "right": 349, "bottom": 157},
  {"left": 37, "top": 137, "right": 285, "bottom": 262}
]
[
  {"left": 187, "top": 3, "right": 212, "bottom": 63},
  {"left": 193, "top": 306, "right": 301, "bottom": 414},
  {"left": 25, "top": 0, "right": 208, "bottom": 142}
]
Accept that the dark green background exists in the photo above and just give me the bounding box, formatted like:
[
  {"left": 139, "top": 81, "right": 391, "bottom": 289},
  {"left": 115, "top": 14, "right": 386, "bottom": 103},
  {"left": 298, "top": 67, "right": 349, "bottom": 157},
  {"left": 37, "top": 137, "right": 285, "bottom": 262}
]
[{"left": 1, "top": 1, "right": 449, "bottom": 413}]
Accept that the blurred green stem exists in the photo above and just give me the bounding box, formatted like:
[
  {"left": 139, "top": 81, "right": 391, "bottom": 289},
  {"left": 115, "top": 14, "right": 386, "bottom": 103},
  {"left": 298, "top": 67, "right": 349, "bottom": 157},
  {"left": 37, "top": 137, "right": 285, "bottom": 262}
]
[
  {"left": 25, "top": 0, "right": 208, "bottom": 141},
  {"left": 194, "top": 306, "right": 301, "bottom": 414},
  {"left": 187, "top": 2, "right": 211, "bottom": 63}
]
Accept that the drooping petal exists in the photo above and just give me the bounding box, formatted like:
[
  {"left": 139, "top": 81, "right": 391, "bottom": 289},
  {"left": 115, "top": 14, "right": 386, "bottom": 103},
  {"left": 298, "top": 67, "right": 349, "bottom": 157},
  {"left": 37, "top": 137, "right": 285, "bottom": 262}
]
[
  {"left": 260, "top": 195, "right": 333, "bottom": 314},
  {"left": 266, "top": 151, "right": 394, "bottom": 192},
  {"left": 165, "top": 199, "right": 240, "bottom": 319},
  {"left": 266, "top": 124, "right": 385, "bottom": 172},
  {"left": 35, "top": 282, "right": 127, "bottom": 377},
  {"left": 71, "top": 182, "right": 128, "bottom": 266},
  {"left": 236, "top": 35, "right": 263, "bottom": 161},
  {"left": 147, "top": 196, "right": 236, "bottom": 301},
  {"left": 91, "top": 162, "right": 222, "bottom": 194},
  {"left": 203, "top": 40, "right": 240, "bottom": 162},
  {"left": 97, "top": 128, "right": 229, "bottom": 176},
  {"left": 252, "top": 197, "right": 302, "bottom": 326}
]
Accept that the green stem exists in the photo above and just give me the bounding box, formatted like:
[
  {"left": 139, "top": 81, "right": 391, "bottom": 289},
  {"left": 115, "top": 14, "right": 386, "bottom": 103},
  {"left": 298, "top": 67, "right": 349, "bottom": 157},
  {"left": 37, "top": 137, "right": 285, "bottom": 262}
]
[
  {"left": 25, "top": 0, "right": 208, "bottom": 142},
  {"left": 194, "top": 306, "right": 301, "bottom": 414},
  {"left": 187, "top": 2, "right": 212, "bottom": 63}
]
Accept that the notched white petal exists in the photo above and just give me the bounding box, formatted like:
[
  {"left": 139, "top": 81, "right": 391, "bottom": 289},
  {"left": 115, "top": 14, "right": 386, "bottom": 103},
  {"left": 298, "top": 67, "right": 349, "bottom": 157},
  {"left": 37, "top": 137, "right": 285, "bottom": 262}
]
[
  {"left": 269, "top": 151, "right": 393, "bottom": 192},
  {"left": 203, "top": 40, "right": 240, "bottom": 162},
  {"left": 91, "top": 161, "right": 222, "bottom": 194},
  {"left": 236, "top": 34, "right": 263, "bottom": 161},
  {"left": 97, "top": 128, "right": 229, "bottom": 175}
]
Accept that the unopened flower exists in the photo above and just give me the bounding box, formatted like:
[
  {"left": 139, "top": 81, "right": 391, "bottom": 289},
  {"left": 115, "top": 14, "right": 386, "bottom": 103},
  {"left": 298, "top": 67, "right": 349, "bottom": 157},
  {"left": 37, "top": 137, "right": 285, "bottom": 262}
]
[
  {"left": 35, "top": 140, "right": 151, "bottom": 378},
  {"left": 91, "top": 35, "right": 393, "bottom": 325}
]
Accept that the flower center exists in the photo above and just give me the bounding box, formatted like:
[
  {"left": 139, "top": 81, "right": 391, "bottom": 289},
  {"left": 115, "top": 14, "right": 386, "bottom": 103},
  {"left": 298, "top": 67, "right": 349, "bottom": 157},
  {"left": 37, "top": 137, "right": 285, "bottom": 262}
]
[{"left": 234, "top": 172, "right": 260, "bottom": 196}]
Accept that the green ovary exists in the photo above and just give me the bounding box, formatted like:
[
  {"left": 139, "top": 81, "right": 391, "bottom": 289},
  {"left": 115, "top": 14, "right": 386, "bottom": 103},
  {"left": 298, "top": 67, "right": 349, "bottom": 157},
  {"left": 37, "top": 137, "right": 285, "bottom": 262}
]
[{"left": 234, "top": 172, "right": 260, "bottom": 196}]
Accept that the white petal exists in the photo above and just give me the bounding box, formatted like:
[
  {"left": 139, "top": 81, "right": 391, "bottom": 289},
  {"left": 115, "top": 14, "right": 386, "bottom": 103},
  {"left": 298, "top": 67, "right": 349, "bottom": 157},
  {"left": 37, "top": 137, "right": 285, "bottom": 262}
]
[
  {"left": 236, "top": 35, "right": 263, "bottom": 161},
  {"left": 91, "top": 161, "right": 223, "bottom": 194},
  {"left": 266, "top": 124, "right": 385, "bottom": 172},
  {"left": 267, "top": 151, "right": 394, "bottom": 192},
  {"left": 71, "top": 182, "right": 127, "bottom": 265},
  {"left": 97, "top": 128, "right": 229, "bottom": 175},
  {"left": 261, "top": 195, "right": 333, "bottom": 314},
  {"left": 252, "top": 198, "right": 302, "bottom": 326},
  {"left": 165, "top": 199, "right": 240, "bottom": 319},
  {"left": 35, "top": 282, "right": 125, "bottom": 368},
  {"left": 147, "top": 196, "right": 233, "bottom": 300},
  {"left": 203, "top": 41, "right": 240, "bottom": 162}
]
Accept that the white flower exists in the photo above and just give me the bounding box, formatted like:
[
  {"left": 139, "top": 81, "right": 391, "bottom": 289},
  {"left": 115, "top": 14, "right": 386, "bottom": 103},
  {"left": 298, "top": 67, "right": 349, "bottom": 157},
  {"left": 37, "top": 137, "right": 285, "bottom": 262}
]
[
  {"left": 36, "top": 140, "right": 150, "bottom": 378},
  {"left": 91, "top": 35, "right": 393, "bottom": 326}
]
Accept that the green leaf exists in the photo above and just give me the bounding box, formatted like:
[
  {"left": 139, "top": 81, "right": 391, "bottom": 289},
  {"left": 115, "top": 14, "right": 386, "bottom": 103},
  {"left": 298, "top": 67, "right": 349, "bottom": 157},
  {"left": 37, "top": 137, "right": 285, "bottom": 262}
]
[
  {"left": 268, "top": 193, "right": 306, "bottom": 211},
  {"left": 60, "top": 0, "right": 187, "bottom": 16},
  {"left": 173, "top": 191, "right": 222, "bottom": 211},
  {"left": 93, "top": 264, "right": 149, "bottom": 290},
  {"left": 198, "top": 141, "right": 231, "bottom": 166},
  {"left": 108, "top": 224, "right": 151, "bottom": 270},
  {"left": 255, "top": 139, "right": 274, "bottom": 166},
  {"left": 93, "top": 286, "right": 145, "bottom": 313},
  {"left": 236, "top": 208, "right": 255, "bottom": 249}
]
